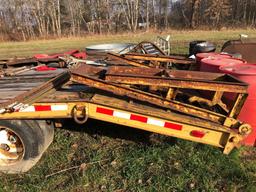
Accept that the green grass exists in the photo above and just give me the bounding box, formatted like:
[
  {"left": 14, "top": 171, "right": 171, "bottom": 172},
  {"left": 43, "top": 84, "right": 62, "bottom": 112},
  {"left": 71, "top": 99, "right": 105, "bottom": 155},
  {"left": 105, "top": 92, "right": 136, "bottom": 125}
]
[
  {"left": 1, "top": 121, "right": 255, "bottom": 192},
  {"left": 0, "top": 30, "right": 256, "bottom": 192}
]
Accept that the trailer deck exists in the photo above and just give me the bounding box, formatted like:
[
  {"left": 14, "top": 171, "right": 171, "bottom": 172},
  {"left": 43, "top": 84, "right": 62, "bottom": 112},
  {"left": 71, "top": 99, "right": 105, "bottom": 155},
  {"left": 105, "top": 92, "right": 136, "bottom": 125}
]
[{"left": 0, "top": 67, "right": 69, "bottom": 113}]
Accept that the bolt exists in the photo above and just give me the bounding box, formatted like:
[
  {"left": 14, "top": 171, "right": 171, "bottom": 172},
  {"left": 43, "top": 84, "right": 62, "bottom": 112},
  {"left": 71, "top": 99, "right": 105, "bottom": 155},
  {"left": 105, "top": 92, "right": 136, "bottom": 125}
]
[
  {"left": 8, "top": 135, "right": 17, "bottom": 143},
  {"left": 230, "top": 137, "right": 239, "bottom": 143},
  {"left": 239, "top": 124, "right": 252, "bottom": 135},
  {"left": 0, "top": 144, "right": 10, "bottom": 151}
]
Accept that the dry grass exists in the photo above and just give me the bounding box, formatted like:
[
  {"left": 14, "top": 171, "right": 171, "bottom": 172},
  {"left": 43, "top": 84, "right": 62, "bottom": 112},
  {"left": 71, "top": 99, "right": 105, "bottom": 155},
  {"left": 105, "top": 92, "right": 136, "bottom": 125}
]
[{"left": 0, "top": 29, "right": 256, "bottom": 59}]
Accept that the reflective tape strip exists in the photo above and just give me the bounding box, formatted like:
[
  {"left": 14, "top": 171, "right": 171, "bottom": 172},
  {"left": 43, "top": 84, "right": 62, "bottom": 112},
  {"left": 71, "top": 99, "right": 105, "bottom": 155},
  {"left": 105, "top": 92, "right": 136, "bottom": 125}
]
[
  {"left": 51, "top": 105, "right": 68, "bottom": 111},
  {"left": 164, "top": 122, "right": 183, "bottom": 131},
  {"left": 96, "top": 107, "right": 114, "bottom": 116},
  {"left": 20, "top": 106, "right": 36, "bottom": 112},
  {"left": 34, "top": 105, "right": 51, "bottom": 111},
  {"left": 130, "top": 114, "right": 148, "bottom": 123},
  {"left": 19, "top": 105, "right": 68, "bottom": 112},
  {"left": 96, "top": 107, "right": 182, "bottom": 131},
  {"left": 147, "top": 118, "right": 165, "bottom": 127},
  {"left": 113, "top": 111, "right": 131, "bottom": 119}
]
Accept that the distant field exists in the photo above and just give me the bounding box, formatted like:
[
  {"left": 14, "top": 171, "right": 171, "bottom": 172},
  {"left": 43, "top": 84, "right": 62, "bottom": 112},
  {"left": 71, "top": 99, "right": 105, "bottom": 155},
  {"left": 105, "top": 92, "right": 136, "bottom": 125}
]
[
  {"left": 0, "top": 30, "right": 256, "bottom": 192},
  {"left": 0, "top": 29, "right": 256, "bottom": 59}
]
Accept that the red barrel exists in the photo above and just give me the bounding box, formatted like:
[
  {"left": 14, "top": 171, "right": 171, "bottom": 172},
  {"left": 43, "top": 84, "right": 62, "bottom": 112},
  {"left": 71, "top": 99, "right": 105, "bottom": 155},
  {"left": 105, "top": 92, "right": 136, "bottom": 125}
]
[
  {"left": 220, "top": 64, "right": 256, "bottom": 146},
  {"left": 200, "top": 57, "right": 246, "bottom": 73},
  {"left": 196, "top": 52, "right": 231, "bottom": 63}
]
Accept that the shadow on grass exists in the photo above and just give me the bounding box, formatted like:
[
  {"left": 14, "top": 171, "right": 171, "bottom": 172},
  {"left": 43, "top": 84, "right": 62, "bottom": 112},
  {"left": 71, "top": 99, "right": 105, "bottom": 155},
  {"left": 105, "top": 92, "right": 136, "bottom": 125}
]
[{"left": 59, "top": 118, "right": 178, "bottom": 147}]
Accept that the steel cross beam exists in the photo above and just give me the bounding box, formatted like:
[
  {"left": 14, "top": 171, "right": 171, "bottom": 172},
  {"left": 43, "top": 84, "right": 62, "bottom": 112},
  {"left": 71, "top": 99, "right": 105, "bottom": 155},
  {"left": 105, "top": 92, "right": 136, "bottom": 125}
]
[
  {"left": 123, "top": 52, "right": 195, "bottom": 65},
  {"left": 106, "top": 69, "right": 248, "bottom": 93},
  {"left": 71, "top": 67, "right": 231, "bottom": 124},
  {"left": 105, "top": 66, "right": 248, "bottom": 118},
  {"left": 107, "top": 53, "right": 151, "bottom": 68}
]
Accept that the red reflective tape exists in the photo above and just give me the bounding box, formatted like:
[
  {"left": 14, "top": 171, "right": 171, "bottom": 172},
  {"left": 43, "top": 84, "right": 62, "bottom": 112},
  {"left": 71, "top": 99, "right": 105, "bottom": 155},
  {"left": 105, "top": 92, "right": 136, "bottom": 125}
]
[
  {"left": 130, "top": 114, "right": 148, "bottom": 123},
  {"left": 34, "top": 105, "right": 51, "bottom": 111},
  {"left": 190, "top": 130, "right": 205, "bottom": 138},
  {"left": 164, "top": 122, "right": 182, "bottom": 131},
  {"left": 96, "top": 107, "right": 114, "bottom": 116}
]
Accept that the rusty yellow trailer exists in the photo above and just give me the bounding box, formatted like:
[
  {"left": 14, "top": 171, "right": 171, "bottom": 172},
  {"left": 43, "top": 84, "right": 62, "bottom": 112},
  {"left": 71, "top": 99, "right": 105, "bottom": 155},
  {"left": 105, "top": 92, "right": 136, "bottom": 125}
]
[
  {"left": 0, "top": 85, "right": 250, "bottom": 152},
  {"left": 0, "top": 84, "right": 251, "bottom": 173},
  {"left": 0, "top": 65, "right": 252, "bottom": 173}
]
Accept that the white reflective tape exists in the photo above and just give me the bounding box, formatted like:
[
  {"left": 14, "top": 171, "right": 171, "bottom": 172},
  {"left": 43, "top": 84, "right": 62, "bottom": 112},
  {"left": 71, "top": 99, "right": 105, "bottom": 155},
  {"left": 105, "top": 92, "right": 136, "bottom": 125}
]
[
  {"left": 19, "top": 105, "right": 68, "bottom": 112},
  {"left": 20, "top": 106, "right": 35, "bottom": 112},
  {"left": 51, "top": 105, "right": 68, "bottom": 111},
  {"left": 17, "top": 104, "right": 29, "bottom": 112},
  {"left": 113, "top": 111, "right": 131, "bottom": 119},
  {"left": 147, "top": 118, "right": 165, "bottom": 127}
]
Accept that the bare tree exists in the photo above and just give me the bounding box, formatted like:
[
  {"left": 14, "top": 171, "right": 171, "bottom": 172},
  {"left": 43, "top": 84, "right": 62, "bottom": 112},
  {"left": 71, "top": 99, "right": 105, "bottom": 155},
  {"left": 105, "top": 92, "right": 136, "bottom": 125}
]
[
  {"left": 119, "top": 0, "right": 140, "bottom": 32},
  {"left": 0, "top": 0, "right": 256, "bottom": 41},
  {"left": 204, "top": 0, "right": 232, "bottom": 27},
  {"left": 146, "top": 0, "right": 150, "bottom": 31},
  {"left": 191, "top": 0, "right": 201, "bottom": 28}
]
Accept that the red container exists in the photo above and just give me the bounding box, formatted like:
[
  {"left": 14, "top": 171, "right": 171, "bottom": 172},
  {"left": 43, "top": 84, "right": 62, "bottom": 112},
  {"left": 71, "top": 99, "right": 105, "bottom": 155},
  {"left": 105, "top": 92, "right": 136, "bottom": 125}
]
[
  {"left": 200, "top": 57, "right": 246, "bottom": 73},
  {"left": 220, "top": 64, "right": 256, "bottom": 146},
  {"left": 196, "top": 52, "right": 231, "bottom": 63}
]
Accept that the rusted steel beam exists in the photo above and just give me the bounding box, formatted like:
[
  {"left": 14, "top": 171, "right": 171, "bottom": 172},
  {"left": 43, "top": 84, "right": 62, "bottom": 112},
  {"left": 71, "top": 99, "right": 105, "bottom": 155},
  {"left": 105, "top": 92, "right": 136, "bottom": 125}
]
[
  {"left": 105, "top": 67, "right": 248, "bottom": 93},
  {"left": 71, "top": 68, "right": 228, "bottom": 124},
  {"left": 166, "top": 88, "right": 175, "bottom": 100},
  {"left": 228, "top": 93, "right": 248, "bottom": 119},
  {"left": 212, "top": 92, "right": 224, "bottom": 105},
  {"left": 107, "top": 66, "right": 162, "bottom": 76},
  {"left": 107, "top": 53, "right": 150, "bottom": 68},
  {"left": 105, "top": 74, "right": 247, "bottom": 93},
  {"left": 73, "top": 63, "right": 106, "bottom": 77},
  {"left": 123, "top": 52, "right": 194, "bottom": 65},
  {"left": 106, "top": 66, "right": 246, "bottom": 81}
]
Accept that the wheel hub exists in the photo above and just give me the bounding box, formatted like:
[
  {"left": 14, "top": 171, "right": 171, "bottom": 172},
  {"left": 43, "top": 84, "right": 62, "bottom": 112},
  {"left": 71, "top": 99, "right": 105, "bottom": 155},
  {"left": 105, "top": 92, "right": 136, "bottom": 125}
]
[{"left": 0, "top": 128, "right": 24, "bottom": 165}]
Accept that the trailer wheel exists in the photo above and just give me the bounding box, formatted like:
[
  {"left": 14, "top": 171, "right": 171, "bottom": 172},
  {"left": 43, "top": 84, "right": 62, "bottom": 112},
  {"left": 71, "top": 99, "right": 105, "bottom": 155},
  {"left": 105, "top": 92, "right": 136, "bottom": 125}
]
[{"left": 0, "top": 120, "right": 54, "bottom": 173}]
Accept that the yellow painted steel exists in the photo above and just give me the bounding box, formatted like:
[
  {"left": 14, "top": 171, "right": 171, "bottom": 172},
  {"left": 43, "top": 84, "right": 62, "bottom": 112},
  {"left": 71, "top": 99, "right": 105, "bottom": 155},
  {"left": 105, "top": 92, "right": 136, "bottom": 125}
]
[
  {"left": 88, "top": 104, "right": 228, "bottom": 149},
  {"left": 0, "top": 103, "right": 81, "bottom": 119},
  {"left": 0, "top": 101, "right": 242, "bottom": 154}
]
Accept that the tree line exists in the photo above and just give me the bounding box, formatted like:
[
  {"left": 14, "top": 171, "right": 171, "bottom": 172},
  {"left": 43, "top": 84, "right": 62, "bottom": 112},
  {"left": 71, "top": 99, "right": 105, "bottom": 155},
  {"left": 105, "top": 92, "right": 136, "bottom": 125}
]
[{"left": 0, "top": 0, "right": 255, "bottom": 41}]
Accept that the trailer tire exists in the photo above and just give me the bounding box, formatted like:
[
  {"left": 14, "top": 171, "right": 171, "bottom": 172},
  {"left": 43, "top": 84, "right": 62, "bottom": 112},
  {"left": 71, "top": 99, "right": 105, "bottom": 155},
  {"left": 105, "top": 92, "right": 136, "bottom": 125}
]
[{"left": 0, "top": 120, "right": 54, "bottom": 174}]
